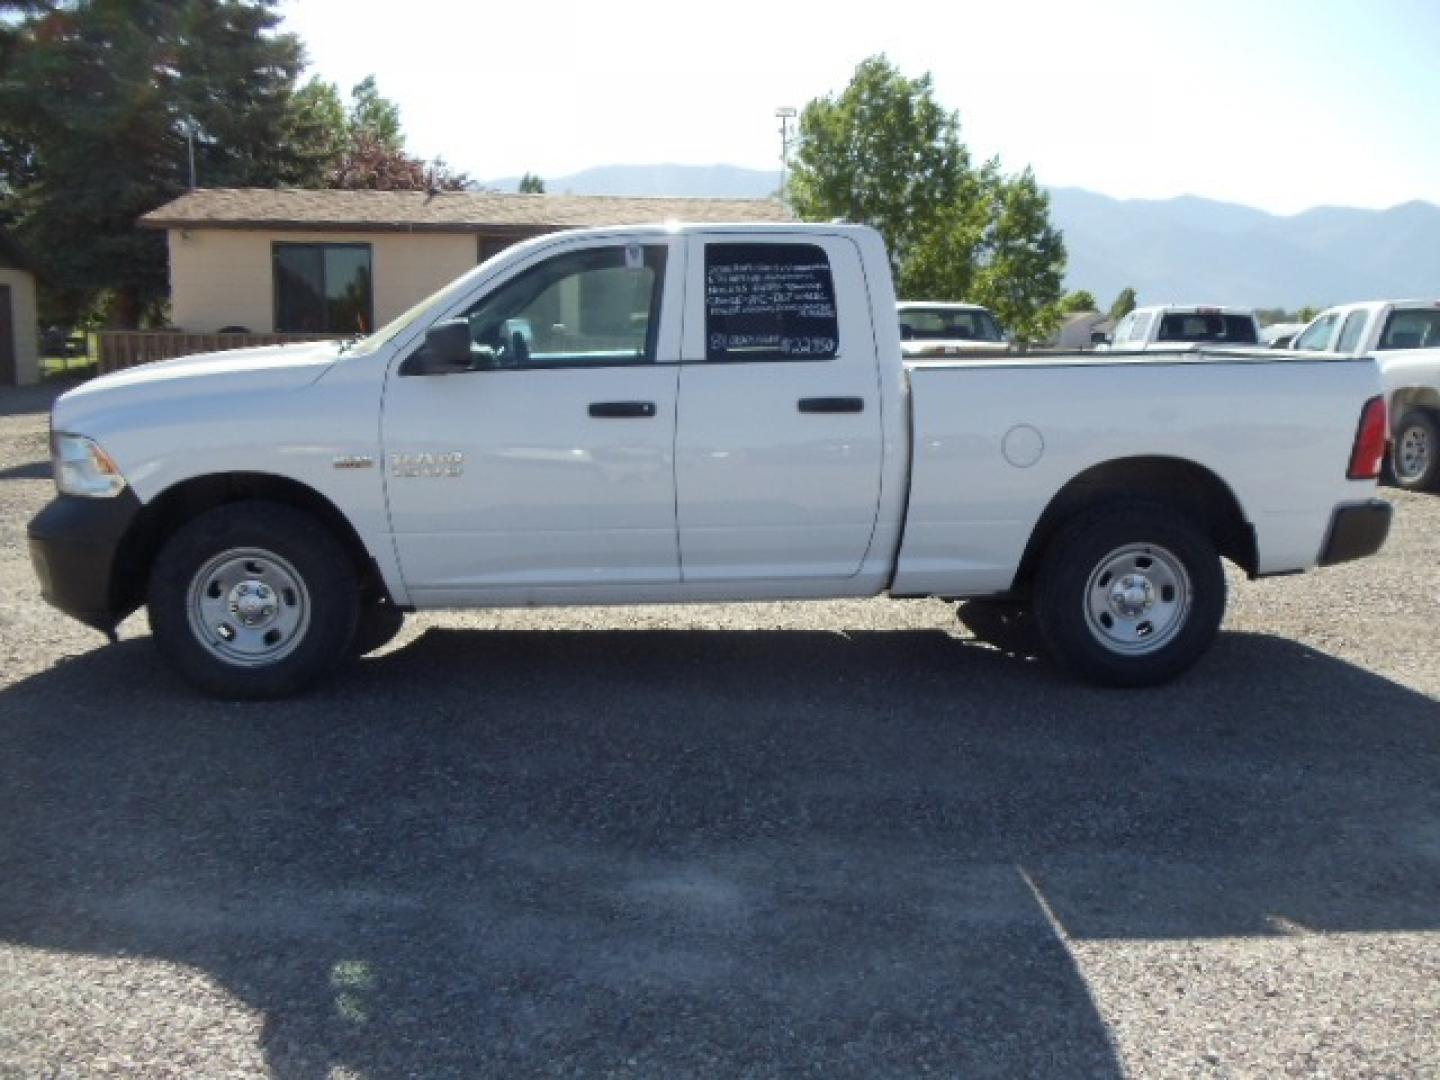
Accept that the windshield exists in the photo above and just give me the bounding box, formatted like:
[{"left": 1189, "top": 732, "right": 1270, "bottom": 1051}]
[
  {"left": 898, "top": 306, "right": 1003, "bottom": 343},
  {"left": 1156, "top": 312, "right": 1258, "bottom": 345}
]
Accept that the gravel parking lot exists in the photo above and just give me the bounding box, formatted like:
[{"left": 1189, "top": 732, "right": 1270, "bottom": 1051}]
[{"left": 1, "top": 382, "right": 1437, "bottom": 1078}]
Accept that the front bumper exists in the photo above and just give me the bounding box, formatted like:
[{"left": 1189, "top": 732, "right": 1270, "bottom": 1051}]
[
  {"left": 1318, "top": 499, "right": 1392, "bottom": 567},
  {"left": 28, "top": 490, "right": 141, "bottom": 634}
]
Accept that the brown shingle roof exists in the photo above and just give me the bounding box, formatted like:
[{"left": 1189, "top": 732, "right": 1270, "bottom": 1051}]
[{"left": 141, "top": 187, "right": 791, "bottom": 233}]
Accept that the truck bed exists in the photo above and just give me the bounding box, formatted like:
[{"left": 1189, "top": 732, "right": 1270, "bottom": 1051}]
[{"left": 891, "top": 352, "right": 1381, "bottom": 597}]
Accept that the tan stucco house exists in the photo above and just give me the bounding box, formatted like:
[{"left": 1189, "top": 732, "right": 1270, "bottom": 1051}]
[
  {"left": 0, "top": 229, "right": 40, "bottom": 386},
  {"left": 140, "top": 188, "right": 791, "bottom": 336}
]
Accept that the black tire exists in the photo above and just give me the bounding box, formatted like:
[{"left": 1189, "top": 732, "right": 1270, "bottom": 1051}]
[
  {"left": 148, "top": 501, "right": 359, "bottom": 699},
  {"left": 1390, "top": 410, "right": 1440, "bottom": 492},
  {"left": 1033, "top": 501, "right": 1225, "bottom": 688},
  {"left": 351, "top": 600, "right": 406, "bottom": 657}
]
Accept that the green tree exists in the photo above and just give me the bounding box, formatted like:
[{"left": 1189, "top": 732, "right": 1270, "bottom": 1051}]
[
  {"left": 789, "top": 55, "right": 1065, "bottom": 343},
  {"left": 1108, "top": 287, "right": 1138, "bottom": 321},
  {"left": 1060, "top": 289, "right": 1098, "bottom": 313},
  {"left": 790, "top": 56, "right": 972, "bottom": 277},
  {"left": 303, "top": 74, "right": 470, "bottom": 192},
  {"left": 1296, "top": 305, "right": 1319, "bottom": 323},
  {"left": 970, "top": 167, "right": 1067, "bottom": 342},
  {"left": 518, "top": 172, "right": 546, "bottom": 194},
  {"left": 347, "top": 75, "right": 403, "bottom": 151},
  {"left": 0, "top": 0, "right": 331, "bottom": 325}
]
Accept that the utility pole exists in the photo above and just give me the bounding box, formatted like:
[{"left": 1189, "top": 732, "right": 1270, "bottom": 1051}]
[
  {"left": 775, "top": 106, "right": 796, "bottom": 208},
  {"left": 186, "top": 121, "right": 198, "bottom": 190}
]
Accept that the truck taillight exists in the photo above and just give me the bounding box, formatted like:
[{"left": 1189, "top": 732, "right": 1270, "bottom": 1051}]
[{"left": 1348, "top": 396, "right": 1387, "bottom": 480}]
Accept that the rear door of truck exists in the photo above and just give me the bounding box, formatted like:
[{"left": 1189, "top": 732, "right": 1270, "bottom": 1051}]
[{"left": 674, "top": 234, "right": 885, "bottom": 582}]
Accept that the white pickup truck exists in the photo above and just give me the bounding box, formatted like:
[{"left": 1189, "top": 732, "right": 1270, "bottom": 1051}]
[
  {"left": 29, "top": 224, "right": 1392, "bottom": 698},
  {"left": 897, "top": 301, "right": 1008, "bottom": 358},
  {"left": 1290, "top": 300, "right": 1440, "bottom": 490}
]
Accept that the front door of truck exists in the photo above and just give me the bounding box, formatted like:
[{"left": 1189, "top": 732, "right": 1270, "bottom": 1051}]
[{"left": 382, "top": 239, "right": 683, "bottom": 603}]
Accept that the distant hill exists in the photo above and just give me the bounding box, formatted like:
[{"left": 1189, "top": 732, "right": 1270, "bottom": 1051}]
[
  {"left": 1048, "top": 189, "right": 1440, "bottom": 309},
  {"left": 482, "top": 165, "right": 1438, "bottom": 309},
  {"left": 485, "top": 163, "right": 781, "bottom": 199}
]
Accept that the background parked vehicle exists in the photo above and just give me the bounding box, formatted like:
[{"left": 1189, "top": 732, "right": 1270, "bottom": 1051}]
[
  {"left": 1290, "top": 300, "right": 1440, "bottom": 491},
  {"left": 1100, "top": 305, "right": 1261, "bottom": 351},
  {"left": 897, "top": 301, "right": 1009, "bottom": 357}
]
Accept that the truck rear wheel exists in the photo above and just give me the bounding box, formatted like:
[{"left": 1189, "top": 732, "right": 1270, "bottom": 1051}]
[
  {"left": 1033, "top": 502, "right": 1225, "bottom": 687},
  {"left": 1391, "top": 410, "right": 1440, "bottom": 492},
  {"left": 148, "top": 501, "right": 359, "bottom": 699}
]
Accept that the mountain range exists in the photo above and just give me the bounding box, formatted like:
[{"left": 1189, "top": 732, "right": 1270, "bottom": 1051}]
[{"left": 486, "top": 164, "right": 1440, "bottom": 309}]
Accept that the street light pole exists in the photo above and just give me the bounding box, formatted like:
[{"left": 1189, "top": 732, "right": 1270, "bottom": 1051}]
[{"left": 775, "top": 106, "right": 796, "bottom": 208}]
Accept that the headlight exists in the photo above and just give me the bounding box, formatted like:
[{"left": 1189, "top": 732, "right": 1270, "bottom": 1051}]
[{"left": 52, "top": 432, "right": 128, "bottom": 498}]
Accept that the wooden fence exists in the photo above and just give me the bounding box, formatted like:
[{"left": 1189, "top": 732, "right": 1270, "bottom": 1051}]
[{"left": 97, "top": 331, "right": 343, "bottom": 374}]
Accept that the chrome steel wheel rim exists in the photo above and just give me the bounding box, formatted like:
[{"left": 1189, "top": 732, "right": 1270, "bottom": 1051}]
[
  {"left": 186, "top": 547, "right": 310, "bottom": 667},
  {"left": 1083, "top": 543, "right": 1192, "bottom": 656},
  {"left": 1396, "top": 423, "right": 1431, "bottom": 481}
]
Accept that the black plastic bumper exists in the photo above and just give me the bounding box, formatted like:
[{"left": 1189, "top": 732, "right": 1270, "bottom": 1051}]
[
  {"left": 1318, "top": 499, "right": 1392, "bottom": 567},
  {"left": 27, "top": 490, "right": 141, "bottom": 634}
]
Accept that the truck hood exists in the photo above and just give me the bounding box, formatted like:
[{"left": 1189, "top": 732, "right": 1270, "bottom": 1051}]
[{"left": 53, "top": 340, "right": 342, "bottom": 435}]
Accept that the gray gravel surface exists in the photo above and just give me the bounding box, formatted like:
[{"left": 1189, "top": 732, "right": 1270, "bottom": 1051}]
[{"left": 1, "top": 382, "right": 1437, "bottom": 1078}]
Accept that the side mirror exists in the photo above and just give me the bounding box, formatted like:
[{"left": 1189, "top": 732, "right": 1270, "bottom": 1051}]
[
  {"left": 407, "top": 320, "right": 473, "bottom": 375},
  {"left": 1091, "top": 331, "right": 1110, "bottom": 346}
]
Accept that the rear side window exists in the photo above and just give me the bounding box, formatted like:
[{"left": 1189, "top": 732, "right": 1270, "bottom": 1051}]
[
  {"left": 1156, "top": 312, "right": 1257, "bottom": 344},
  {"left": 1378, "top": 309, "right": 1440, "bottom": 350},
  {"left": 1335, "top": 312, "right": 1367, "bottom": 353},
  {"left": 704, "top": 243, "right": 839, "bottom": 362}
]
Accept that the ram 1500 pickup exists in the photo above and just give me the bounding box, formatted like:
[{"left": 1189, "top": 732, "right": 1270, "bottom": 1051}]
[
  {"left": 29, "top": 224, "right": 1393, "bottom": 698},
  {"left": 1291, "top": 299, "right": 1440, "bottom": 491}
]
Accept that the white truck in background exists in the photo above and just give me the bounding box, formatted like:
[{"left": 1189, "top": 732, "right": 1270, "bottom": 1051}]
[
  {"left": 28, "top": 223, "right": 1392, "bottom": 699},
  {"left": 1104, "top": 305, "right": 1262, "bottom": 351},
  {"left": 1290, "top": 300, "right": 1440, "bottom": 490},
  {"left": 897, "top": 301, "right": 1009, "bottom": 358}
]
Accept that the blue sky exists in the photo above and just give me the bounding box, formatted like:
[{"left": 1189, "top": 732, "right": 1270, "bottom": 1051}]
[{"left": 279, "top": 0, "right": 1439, "bottom": 215}]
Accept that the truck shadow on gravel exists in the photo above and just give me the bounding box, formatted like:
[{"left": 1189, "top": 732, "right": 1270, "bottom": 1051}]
[{"left": 0, "top": 627, "right": 1436, "bottom": 1077}]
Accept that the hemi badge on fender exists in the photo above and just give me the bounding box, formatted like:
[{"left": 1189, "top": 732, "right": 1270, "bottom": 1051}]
[{"left": 332, "top": 455, "right": 375, "bottom": 470}]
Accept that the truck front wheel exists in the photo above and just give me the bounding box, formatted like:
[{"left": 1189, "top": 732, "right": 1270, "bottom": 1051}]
[
  {"left": 1033, "top": 502, "right": 1225, "bottom": 687},
  {"left": 148, "top": 502, "right": 359, "bottom": 699}
]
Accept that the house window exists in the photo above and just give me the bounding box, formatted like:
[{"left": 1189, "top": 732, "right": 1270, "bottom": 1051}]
[{"left": 273, "top": 243, "right": 373, "bottom": 333}]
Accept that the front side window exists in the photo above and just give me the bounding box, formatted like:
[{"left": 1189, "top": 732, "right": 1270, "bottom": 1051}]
[
  {"left": 704, "top": 243, "right": 838, "bottom": 362},
  {"left": 1378, "top": 309, "right": 1440, "bottom": 350},
  {"left": 442, "top": 244, "right": 665, "bottom": 369},
  {"left": 1294, "top": 312, "right": 1339, "bottom": 352},
  {"left": 273, "top": 243, "right": 373, "bottom": 333}
]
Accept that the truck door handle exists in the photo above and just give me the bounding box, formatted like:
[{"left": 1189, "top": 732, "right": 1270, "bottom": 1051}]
[
  {"left": 798, "top": 397, "right": 865, "bottom": 414},
  {"left": 589, "top": 401, "right": 657, "bottom": 418}
]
